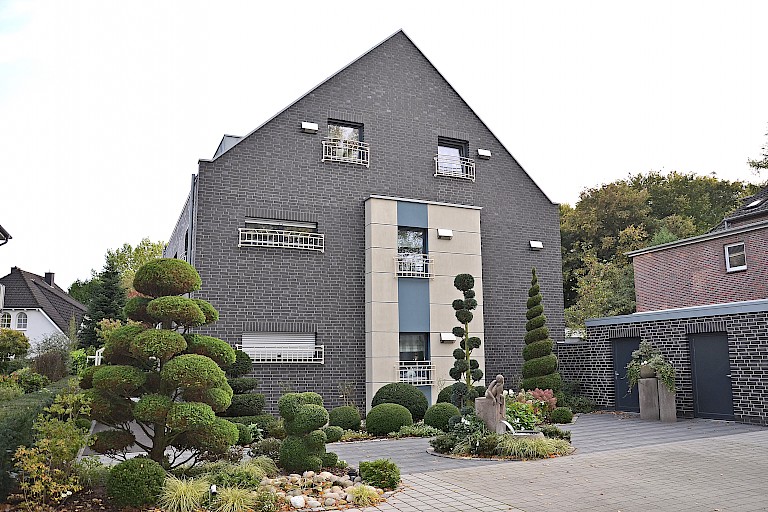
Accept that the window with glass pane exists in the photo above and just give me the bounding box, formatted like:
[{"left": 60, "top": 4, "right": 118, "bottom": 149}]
[
  {"left": 725, "top": 242, "right": 747, "bottom": 271},
  {"left": 399, "top": 333, "right": 428, "bottom": 361},
  {"left": 0, "top": 313, "right": 10, "bottom": 329},
  {"left": 398, "top": 227, "right": 425, "bottom": 254},
  {"left": 437, "top": 138, "right": 466, "bottom": 174},
  {"left": 329, "top": 122, "right": 362, "bottom": 159},
  {"left": 16, "top": 312, "right": 27, "bottom": 329}
]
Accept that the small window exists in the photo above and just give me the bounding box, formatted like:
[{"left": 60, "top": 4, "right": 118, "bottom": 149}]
[
  {"left": 397, "top": 227, "right": 426, "bottom": 255},
  {"left": 399, "top": 333, "right": 429, "bottom": 361},
  {"left": 0, "top": 313, "right": 10, "bottom": 329},
  {"left": 438, "top": 137, "right": 466, "bottom": 159},
  {"left": 322, "top": 121, "right": 369, "bottom": 166},
  {"left": 16, "top": 312, "right": 27, "bottom": 330},
  {"left": 329, "top": 121, "right": 363, "bottom": 143},
  {"left": 725, "top": 242, "right": 747, "bottom": 272},
  {"left": 435, "top": 137, "right": 475, "bottom": 181}
]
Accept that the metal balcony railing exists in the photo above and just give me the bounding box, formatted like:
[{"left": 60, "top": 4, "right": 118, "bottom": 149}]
[
  {"left": 245, "top": 344, "right": 325, "bottom": 364},
  {"left": 322, "top": 138, "right": 370, "bottom": 167},
  {"left": 238, "top": 228, "right": 325, "bottom": 252},
  {"left": 399, "top": 361, "right": 435, "bottom": 385},
  {"left": 434, "top": 154, "right": 476, "bottom": 181},
  {"left": 395, "top": 253, "right": 434, "bottom": 278}
]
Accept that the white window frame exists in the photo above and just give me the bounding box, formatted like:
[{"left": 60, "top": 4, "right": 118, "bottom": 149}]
[
  {"left": 240, "top": 332, "right": 324, "bottom": 364},
  {"left": 16, "top": 312, "right": 27, "bottom": 330},
  {"left": 0, "top": 312, "right": 10, "bottom": 329},
  {"left": 724, "top": 242, "right": 747, "bottom": 272}
]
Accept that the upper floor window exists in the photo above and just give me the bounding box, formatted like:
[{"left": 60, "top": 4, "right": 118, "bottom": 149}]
[
  {"left": 322, "top": 121, "right": 370, "bottom": 167},
  {"left": 725, "top": 242, "right": 747, "bottom": 272},
  {"left": 239, "top": 217, "right": 324, "bottom": 252},
  {"left": 435, "top": 137, "right": 475, "bottom": 181},
  {"left": 0, "top": 313, "right": 10, "bottom": 329},
  {"left": 16, "top": 312, "right": 27, "bottom": 330},
  {"left": 396, "top": 227, "right": 433, "bottom": 278}
]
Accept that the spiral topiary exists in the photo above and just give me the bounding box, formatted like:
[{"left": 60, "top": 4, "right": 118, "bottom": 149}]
[
  {"left": 521, "top": 268, "right": 561, "bottom": 392},
  {"left": 277, "top": 392, "right": 338, "bottom": 473},
  {"left": 449, "top": 273, "right": 483, "bottom": 409}
]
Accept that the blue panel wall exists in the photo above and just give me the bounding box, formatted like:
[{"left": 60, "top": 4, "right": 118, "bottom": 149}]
[
  {"left": 397, "top": 201, "right": 428, "bottom": 228},
  {"left": 398, "top": 278, "right": 430, "bottom": 332}
]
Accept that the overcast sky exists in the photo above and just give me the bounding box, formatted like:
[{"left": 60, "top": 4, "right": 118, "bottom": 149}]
[{"left": 1, "top": 0, "right": 767, "bottom": 290}]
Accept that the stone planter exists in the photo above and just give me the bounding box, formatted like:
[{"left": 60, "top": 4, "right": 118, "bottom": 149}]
[
  {"left": 639, "top": 364, "right": 656, "bottom": 379},
  {"left": 638, "top": 378, "right": 660, "bottom": 420},
  {"left": 658, "top": 384, "right": 677, "bottom": 422}
]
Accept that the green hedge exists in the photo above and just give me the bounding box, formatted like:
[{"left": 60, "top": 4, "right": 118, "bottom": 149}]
[{"left": 0, "top": 377, "right": 72, "bottom": 499}]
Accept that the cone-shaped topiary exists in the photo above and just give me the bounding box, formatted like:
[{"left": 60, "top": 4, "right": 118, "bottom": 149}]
[
  {"left": 277, "top": 392, "right": 338, "bottom": 473},
  {"left": 448, "top": 273, "right": 484, "bottom": 409},
  {"left": 521, "top": 268, "right": 561, "bottom": 392},
  {"left": 87, "top": 260, "right": 237, "bottom": 467}
]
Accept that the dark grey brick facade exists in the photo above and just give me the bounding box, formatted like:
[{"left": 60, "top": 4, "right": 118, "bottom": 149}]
[
  {"left": 561, "top": 301, "right": 768, "bottom": 426},
  {"left": 165, "top": 31, "right": 564, "bottom": 411}
]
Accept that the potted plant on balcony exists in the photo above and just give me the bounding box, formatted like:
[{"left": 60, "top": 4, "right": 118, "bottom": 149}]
[{"left": 626, "top": 341, "right": 675, "bottom": 393}]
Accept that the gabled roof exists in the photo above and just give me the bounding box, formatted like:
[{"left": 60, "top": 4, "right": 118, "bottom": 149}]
[
  {"left": 0, "top": 224, "right": 10, "bottom": 244},
  {"left": 198, "top": 29, "right": 555, "bottom": 204},
  {"left": 0, "top": 267, "right": 87, "bottom": 333},
  {"left": 715, "top": 186, "right": 768, "bottom": 229}
]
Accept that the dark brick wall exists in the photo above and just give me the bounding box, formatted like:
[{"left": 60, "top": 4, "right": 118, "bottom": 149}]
[
  {"left": 561, "top": 307, "right": 768, "bottom": 426},
  {"left": 633, "top": 226, "right": 768, "bottom": 311},
  {"left": 167, "top": 32, "right": 564, "bottom": 412}
]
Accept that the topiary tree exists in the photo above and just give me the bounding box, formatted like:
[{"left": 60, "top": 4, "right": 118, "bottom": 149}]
[
  {"left": 448, "top": 273, "right": 483, "bottom": 409},
  {"left": 277, "top": 392, "right": 338, "bottom": 473},
  {"left": 83, "top": 258, "right": 238, "bottom": 467},
  {"left": 521, "top": 268, "right": 561, "bottom": 392}
]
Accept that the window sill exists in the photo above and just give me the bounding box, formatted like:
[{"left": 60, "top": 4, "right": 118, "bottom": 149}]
[{"left": 726, "top": 267, "right": 747, "bottom": 273}]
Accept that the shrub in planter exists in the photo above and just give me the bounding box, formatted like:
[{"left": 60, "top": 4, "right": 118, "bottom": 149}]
[
  {"left": 550, "top": 407, "right": 574, "bottom": 424},
  {"left": 227, "top": 377, "right": 259, "bottom": 394},
  {"left": 221, "top": 393, "right": 265, "bottom": 417},
  {"left": 359, "top": 458, "right": 401, "bottom": 490},
  {"left": 371, "top": 382, "right": 428, "bottom": 422},
  {"left": 424, "top": 402, "right": 460, "bottom": 432},
  {"left": 328, "top": 405, "right": 361, "bottom": 431},
  {"left": 106, "top": 457, "right": 166, "bottom": 507},
  {"left": 365, "top": 403, "right": 413, "bottom": 436}
]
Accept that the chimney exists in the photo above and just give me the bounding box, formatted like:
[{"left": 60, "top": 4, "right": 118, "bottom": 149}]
[{"left": 44, "top": 272, "right": 54, "bottom": 286}]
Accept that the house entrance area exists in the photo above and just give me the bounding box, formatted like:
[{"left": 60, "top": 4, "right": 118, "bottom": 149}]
[
  {"left": 611, "top": 337, "right": 640, "bottom": 413},
  {"left": 689, "top": 332, "right": 734, "bottom": 420}
]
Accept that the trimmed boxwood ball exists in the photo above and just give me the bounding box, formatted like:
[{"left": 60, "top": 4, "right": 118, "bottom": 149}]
[
  {"left": 92, "top": 430, "right": 136, "bottom": 455},
  {"left": 184, "top": 334, "right": 236, "bottom": 368},
  {"left": 452, "top": 299, "right": 465, "bottom": 311},
  {"left": 321, "top": 451, "right": 338, "bottom": 468},
  {"left": 454, "top": 273, "right": 474, "bottom": 291},
  {"left": 452, "top": 326, "right": 465, "bottom": 337},
  {"left": 133, "top": 394, "right": 173, "bottom": 423},
  {"left": 130, "top": 329, "right": 187, "bottom": 363},
  {"left": 92, "top": 365, "right": 146, "bottom": 397},
  {"left": 452, "top": 348, "right": 465, "bottom": 360},
  {"left": 192, "top": 298, "right": 219, "bottom": 324},
  {"left": 550, "top": 407, "right": 574, "bottom": 424},
  {"left": 133, "top": 258, "right": 202, "bottom": 298},
  {"left": 167, "top": 402, "right": 216, "bottom": 430},
  {"left": 366, "top": 403, "right": 413, "bottom": 436},
  {"left": 227, "top": 349, "right": 253, "bottom": 378},
  {"left": 522, "top": 353, "right": 559, "bottom": 379},
  {"left": 436, "top": 386, "right": 453, "bottom": 404},
  {"left": 464, "top": 298, "right": 478, "bottom": 309},
  {"left": 106, "top": 457, "right": 166, "bottom": 508},
  {"left": 161, "top": 354, "right": 226, "bottom": 389},
  {"left": 227, "top": 377, "right": 259, "bottom": 394},
  {"left": 305, "top": 429, "right": 327, "bottom": 450},
  {"left": 147, "top": 296, "right": 205, "bottom": 327},
  {"left": 424, "top": 402, "right": 460, "bottom": 432},
  {"left": 323, "top": 425, "right": 344, "bottom": 443},
  {"left": 124, "top": 296, "right": 154, "bottom": 324},
  {"left": 235, "top": 423, "right": 253, "bottom": 445},
  {"left": 455, "top": 309, "right": 473, "bottom": 324},
  {"left": 371, "top": 382, "right": 428, "bottom": 422},
  {"left": 288, "top": 404, "right": 329, "bottom": 436},
  {"left": 221, "top": 393, "right": 265, "bottom": 417},
  {"left": 328, "top": 406, "right": 361, "bottom": 431}
]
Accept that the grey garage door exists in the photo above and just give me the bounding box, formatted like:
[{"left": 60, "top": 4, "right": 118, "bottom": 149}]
[
  {"left": 612, "top": 337, "right": 640, "bottom": 413},
  {"left": 689, "top": 333, "right": 734, "bottom": 420}
]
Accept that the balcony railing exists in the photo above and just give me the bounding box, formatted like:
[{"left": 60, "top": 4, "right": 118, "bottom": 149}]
[
  {"left": 238, "top": 228, "right": 325, "bottom": 252},
  {"left": 322, "top": 138, "right": 370, "bottom": 167},
  {"left": 395, "top": 253, "right": 434, "bottom": 278},
  {"left": 434, "top": 154, "right": 476, "bottom": 181},
  {"left": 399, "top": 361, "right": 435, "bottom": 385},
  {"left": 244, "top": 344, "right": 325, "bottom": 364}
]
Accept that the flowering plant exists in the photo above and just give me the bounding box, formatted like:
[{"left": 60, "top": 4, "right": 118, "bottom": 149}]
[{"left": 626, "top": 341, "right": 675, "bottom": 392}]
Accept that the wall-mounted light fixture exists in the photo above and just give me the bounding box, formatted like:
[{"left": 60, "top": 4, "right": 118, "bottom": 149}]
[
  {"left": 477, "top": 148, "right": 492, "bottom": 159},
  {"left": 301, "top": 122, "right": 319, "bottom": 134},
  {"left": 440, "top": 332, "right": 457, "bottom": 343},
  {"left": 437, "top": 228, "right": 454, "bottom": 240},
  {"left": 529, "top": 240, "right": 543, "bottom": 251}
]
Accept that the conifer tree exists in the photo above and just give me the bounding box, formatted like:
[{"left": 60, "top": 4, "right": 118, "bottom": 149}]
[
  {"left": 79, "top": 257, "right": 127, "bottom": 348},
  {"left": 521, "top": 268, "right": 561, "bottom": 392}
]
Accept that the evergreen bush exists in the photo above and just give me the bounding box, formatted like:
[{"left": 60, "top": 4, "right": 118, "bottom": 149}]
[
  {"left": 227, "top": 377, "right": 259, "bottom": 394},
  {"left": 221, "top": 393, "right": 265, "bottom": 417},
  {"left": 359, "top": 459, "right": 401, "bottom": 490},
  {"left": 365, "top": 403, "right": 413, "bottom": 436},
  {"left": 328, "top": 405, "right": 361, "bottom": 431},
  {"left": 277, "top": 392, "right": 337, "bottom": 473},
  {"left": 550, "top": 407, "right": 574, "bottom": 424},
  {"left": 423, "top": 402, "right": 460, "bottom": 432},
  {"left": 521, "top": 269, "right": 561, "bottom": 392},
  {"left": 227, "top": 349, "right": 253, "bottom": 378},
  {"left": 371, "top": 382, "right": 428, "bottom": 421},
  {"left": 106, "top": 457, "right": 166, "bottom": 507}
]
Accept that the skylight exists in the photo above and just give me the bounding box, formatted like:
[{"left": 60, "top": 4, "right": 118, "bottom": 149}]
[{"left": 745, "top": 198, "right": 763, "bottom": 209}]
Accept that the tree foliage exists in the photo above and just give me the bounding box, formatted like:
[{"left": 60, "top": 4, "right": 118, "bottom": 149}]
[
  {"left": 448, "top": 273, "right": 483, "bottom": 409},
  {"left": 0, "top": 329, "right": 30, "bottom": 360},
  {"left": 107, "top": 238, "right": 165, "bottom": 293},
  {"left": 79, "top": 257, "right": 127, "bottom": 348},
  {"left": 522, "top": 269, "right": 561, "bottom": 392}
]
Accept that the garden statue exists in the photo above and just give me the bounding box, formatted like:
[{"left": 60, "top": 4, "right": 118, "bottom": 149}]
[
  {"left": 476, "top": 374, "right": 507, "bottom": 433},
  {"left": 485, "top": 374, "right": 505, "bottom": 417}
]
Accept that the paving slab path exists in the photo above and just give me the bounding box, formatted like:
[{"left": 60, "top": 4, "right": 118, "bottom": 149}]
[{"left": 331, "top": 413, "right": 768, "bottom": 511}]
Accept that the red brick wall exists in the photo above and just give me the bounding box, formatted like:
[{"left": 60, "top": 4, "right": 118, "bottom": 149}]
[{"left": 633, "top": 227, "right": 768, "bottom": 311}]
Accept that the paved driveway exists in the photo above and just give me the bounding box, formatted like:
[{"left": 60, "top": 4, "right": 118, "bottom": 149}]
[{"left": 331, "top": 413, "right": 768, "bottom": 512}]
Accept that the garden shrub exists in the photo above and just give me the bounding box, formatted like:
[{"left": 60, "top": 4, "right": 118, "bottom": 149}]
[
  {"left": 74, "top": 456, "right": 110, "bottom": 489},
  {"left": 32, "top": 349, "right": 69, "bottom": 382},
  {"left": 248, "top": 455, "right": 279, "bottom": 477},
  {"left": 436, "top": 386, "right": 452, "bottom": 404},
  {"left": 424, "top": 402, "right": 460, "bottom": 432},
  {"left": 210, "top": 486, "right": 257, "bottom": 512},
  {"left": 159, "top": 476, "right": 210, "bottom": 512},
  {"left": 550, "top": 407, "right": 574, "bottom": 424},
  {"left": 107, "top": 457, "right": 167, "bottom": 507},
  {"left": 235, "top": 423, "right": 253, "bottom": 445},
  {"left": 0, "top": 379, "right": 22, "bottom": 401},
  {"left": 131, "top": 329, "right": 188, "bottom": 363},
  {"left": 371, "top": 382, "right": 428, "bottom": 421},
  {"left": 227, "top": 377, "right": 259, "bottom": 394},
  {"left": 540, "top": 424, "right": 571, "bottom": 441},
  {"left": 206, "top": 461, "right": 266, "bottom": 489},
  {"left": 227, "top": 349, "right": 253, "bottom": 378},
  {"left": 328, "top": 405, "right": 361, "bottom": 430},
  {"left": 92, "top": 430, "right": 136, "bottom": 455},
  {"left": 133, "top": 258, "right": 202, "bottom": 297},
  {"left": 506, "top": 401, "right": 542, "bottom": 430},
  {"left": 429, "top": 434, "right": 458, "bottom": 454},
  {"left": 0, "top": 358, "right": 26, "bottom": 375},
  {"left": 184, "top": 333, "right": 236, "bottom": 368},
  {"left": 494, "top": 436, "right": 572, "bottom": 459},
  {"left": 11, "top": 367, "right": 50, "bottom": 393},
  {"left": 365, "top": 403, "right": 413, "bottom": 436},
  {"left": 250, "top": 438, "right": 282, "bottom": 461},
  {"left": 388, "top": 423, "right": 443, "bottom": 438},
  {"left": 147, "top": 296, "right": 206, "bottom": 327},
  {"left": 221, "top": 393, "right": 265, "bottom": 417},
  {"left": 277, "top": 392, "right": 337, "bottom": 473},
  {"left": 227, "top": 414, "right": 283, "bottom": 438},
  {"left": 448, "top": 274, "right": 484, "bottom": 408},
  {"left": 0, "top": 328, "right": 30, "bottom": 360},
  {"left": 521, "top": 269, "right": 561, "bottom": 392},
  {"left": 476, "top": 433, "right": 502, "bottom": 456},
  {"left": 348, "top": 485, "right": 381, "bottom": 506},
  {"left": 359, "top": 458, "right": 401, "bottom": 489},
  {"left": 323, "top": 425, "right": 344, "bottom": 443}
]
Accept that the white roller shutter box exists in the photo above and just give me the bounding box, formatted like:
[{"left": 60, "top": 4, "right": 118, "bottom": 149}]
[{"left": 241, "top": 332, "right": 321, "bottom": 363}]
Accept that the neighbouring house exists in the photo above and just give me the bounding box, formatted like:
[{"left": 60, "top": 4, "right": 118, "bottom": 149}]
[
  {"left": 558, "top": 188, "right": 768, "bottom": 425},
  {"left": 0, "top": 267, "right": 87, "bottom": 350},
  {"left": 0, "top": 225, "right": 10, "bottom": 247},
  {"left": 164, "top": 30, "right": 564, "bottom": 410}
]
